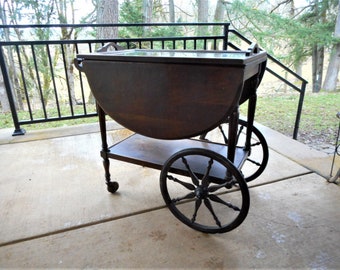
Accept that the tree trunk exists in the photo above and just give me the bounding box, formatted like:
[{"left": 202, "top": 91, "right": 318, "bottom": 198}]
[
  {"left": 0, "top": 70, "right": 11, "bottom": 113},
  {"left": 213, "top": 0, "right": 226, "bottom": 49},
  {"left": 291, "top": 0, "right": 305, "bottom": 80},
  {"left": 142, "top": 0, "right": 153, "bottom": 36},
  {"left": 89, "top": 0, "right": 119, "bottom": 105},
  {"left": 312, "top": 45, "right": 324, "bottom": 93},
  {"left": 197, "top": 0, "right": 209, "bottom": 22},
  {"left": 214, "top": 0, "right": 226, "bottom": 24},
  {"left": 96, "top": 0, "right": 119, "bottom": 39},
  {"left": 323, "top": 44, "right": 340, "bottom": 91},
  {"left": 0, "top": 1, "right": 23, "bottom": 110},
  {"left": 54, "top": 0, "right": 78, "bottom": 106},
  {"left": 169, "top": 0, "right": 175, "bottom": 23},
  {"left": 196, "top": 0, "right": 209, "bottom": 35},
  {"left": 294, "top": 62, "right": 303, "bottom": 77},
  {"left": 310, "top": 0, "right": 328, "bottom": 93},
  {"left": 63, "top": 44, "right": 77, "bottom": 105},
  {"left": 323, "top": 0, "right": 340, "bottom": 91}
]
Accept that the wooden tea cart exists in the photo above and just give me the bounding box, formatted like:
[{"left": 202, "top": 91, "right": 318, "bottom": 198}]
[{"left": 75, "top": 43, "right": 268, "bottom": 233}]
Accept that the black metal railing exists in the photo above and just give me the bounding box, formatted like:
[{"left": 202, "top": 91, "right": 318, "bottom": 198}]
[
  {"left": 228, "top": 29, "right": 308, "bottom": 139},
  {"left": 0, "top": 23, "right": 307, "bottom": 139}
]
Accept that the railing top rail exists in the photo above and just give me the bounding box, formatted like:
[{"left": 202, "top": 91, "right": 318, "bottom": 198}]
[
  {"left": 0, "top": 35, "right": 225, "bottom": 46},
  {"left": 229, "top": 29, "right": 308, "bottom": 84},
  {"left": 267, "top": 54, "right": 308, "bottom": 84},
  {"left": 0, "top": 22, "right": 230, "bottom": 29}
]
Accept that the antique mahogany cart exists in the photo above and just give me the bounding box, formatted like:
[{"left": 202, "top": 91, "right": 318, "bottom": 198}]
[{"left": 75, "top": 43, "right": 268, "bottom": 233}]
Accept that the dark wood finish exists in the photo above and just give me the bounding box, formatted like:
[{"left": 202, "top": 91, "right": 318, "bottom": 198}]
[
  {"left": 77, "top": 47, "right": 267, "bottom": 195},
  {"left": 105, "top": 133, "right": 249, "bottom": 179},
  {"left": 79, "top": 49, "right": 267, "bottom": 140},
  {"left": 97, "top": 104, "right": 111, "bottom": 183}
]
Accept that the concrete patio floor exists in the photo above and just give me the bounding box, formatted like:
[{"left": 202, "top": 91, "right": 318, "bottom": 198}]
[{"left": 0, "top": 122, "right": 339, "bottom": 269}]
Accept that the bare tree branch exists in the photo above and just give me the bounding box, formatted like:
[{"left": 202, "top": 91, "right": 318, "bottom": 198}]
[{"left": 270, "top": 0, "right": 292, "bottom": 14}]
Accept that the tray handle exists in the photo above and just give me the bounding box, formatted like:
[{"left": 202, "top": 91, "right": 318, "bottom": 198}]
[
  {"left": 74, "top": 57, "right": 84, "bottom": 71},
  {"left": 96, "top": 42, "right": 124, "bottom": 52},
  {"left": 74, "top": 42, "right": 124, "bottom": 71},
  {"left": 246, "top": 43, "right": 260, "bottom": 56}
]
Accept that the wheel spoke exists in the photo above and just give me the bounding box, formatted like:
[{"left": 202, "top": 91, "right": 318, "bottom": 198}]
[
  {"left": 250, "top": 141, "right": 261, "bottom": 147},
  {"left": 246, "top": 158, "right": 261, "bottom": 166},
  {"left": 236, "top": 125, "right": 244, "bottom": 144},
  {"left": 207, "top": 182, "right": 228, "bottom": 192},
  {"left": 204, "top": 198, "right": 222, "bottom": 227},
  {"left": 167, "top": 175, "right": 196, "bottom": 190},
  {"left": 171, "top": 192, "right": 195, "bottom": 203},
  {"left": 218, "top": 125, "right": 228, "bottom": 144},
  {"left": 224, "top": 178, "right": 239, "bottom": 189},
  {"left": 191, "top": 198, "right": 202, "bottom": 223},
  {"left": 181, "top": 156, "right": 200, "bottom": 186},
  {"left": 201, "top": 158, "right": 214, "bottom": 187},
  {"left": 208, "top": 194, "right": 241, "bottom": 211}
]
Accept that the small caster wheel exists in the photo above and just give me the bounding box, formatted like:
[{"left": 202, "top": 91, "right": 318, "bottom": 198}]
[{"left": 107, "top": 181, "right": 119, "bottom": 193}]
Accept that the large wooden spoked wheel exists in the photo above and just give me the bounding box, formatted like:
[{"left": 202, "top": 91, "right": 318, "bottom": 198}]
[
  {"left": 160, "top": 148, "right": 249, "bottom": 234},
  {"left": 200, "top": 119, "right": 269, "bottom": 182}
]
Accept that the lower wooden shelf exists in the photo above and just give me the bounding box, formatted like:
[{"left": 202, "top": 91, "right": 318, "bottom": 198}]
[{"left": 103, "top": 134, "right": 248, "bottom": 179}]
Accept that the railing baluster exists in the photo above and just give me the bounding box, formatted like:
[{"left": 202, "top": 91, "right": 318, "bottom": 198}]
[
  {"left": 75, "top": 43, "right": 87, "bottom": 115},
  {"left": 0, "top": 45, "right": 26, "bottom": 135},
  {"left": 46, "top": 44, "right": 61, "bottom": 118},
  {"left": 16, "top": 45, "right": 33, "bottom": 121},
  {"left": 31, "top": 44, "right": 48, "bottom": 119},
  {"left": 60, "top": 43, "right": 74, "bottom": 116}
]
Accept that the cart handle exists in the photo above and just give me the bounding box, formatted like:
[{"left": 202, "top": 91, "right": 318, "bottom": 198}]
[
  {"left": 74, "top": 42, "right": 124, "bottom": 71},
  {"left": 96, "top": 42, "right": 125, "bottom": 52},
  {"left": 74, "top": 57, "right": 83, "bottom": 71},
  {"left": 74, "top": 42, "right": 261, "bottom": 70},
  {"left": 246, "top": 43, "right": 260, "bottom": 56}
]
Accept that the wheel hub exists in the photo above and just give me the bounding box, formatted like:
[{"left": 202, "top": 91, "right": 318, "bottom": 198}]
[{"left": 195, "top": 186, "right": 208, "bottom": 199}]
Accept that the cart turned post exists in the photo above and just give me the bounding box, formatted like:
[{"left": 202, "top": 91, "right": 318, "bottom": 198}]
[{"left": 97, "top": 103, "right": 119, "bottom": 193}]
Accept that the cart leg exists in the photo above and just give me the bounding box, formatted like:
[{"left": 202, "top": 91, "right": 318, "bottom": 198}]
[
  {"left": 97, "top": 104, "right": 119, "bottom": 193},
  {"left": 227, "top": 107, "right": 239, "bottom": 163},
  {"left": 245, "top": 94, "right": 257, "bottom": 151}
]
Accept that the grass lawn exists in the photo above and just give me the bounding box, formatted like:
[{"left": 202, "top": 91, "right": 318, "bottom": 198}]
[{"left": 244, "top": 91, "right": 340, "bottom": 148}]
